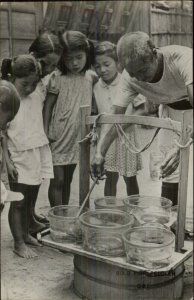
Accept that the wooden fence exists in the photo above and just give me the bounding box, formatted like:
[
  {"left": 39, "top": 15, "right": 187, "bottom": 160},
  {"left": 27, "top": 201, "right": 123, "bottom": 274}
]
[
  {"left": 0, "top": 2, "right": 43, "bottom": 60},
  {"left": 0, "top": 1, "right": 193, "bottom": 61},
  {"left": 151, "top": 7, "right": 193, "bottom": 47}
]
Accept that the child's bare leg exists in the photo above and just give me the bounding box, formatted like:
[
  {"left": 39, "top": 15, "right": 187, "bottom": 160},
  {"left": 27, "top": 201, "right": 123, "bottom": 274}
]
[
  {"left": 28, "top": 184, "right": 47, "bottom": 233},
  {"left": 23, "top": 185, "right": 42, "bottom": 246},
  {"left": 29, "top": 215, "right": 46, "bottom": 234},
  {"left": 104, "top": 171, "right": 119, "bottom": 196},
  {"left": 123, "top": 175, "right": 139, "bottom": 196},
  {"left": 8, "top": 183, "right": 38, "bottom": 258},
  {"left": 48, "top": 166, "right": 64, "bottom": 207},
  {"left": 9, "top": 200, "right": 38, "bottom": 258},
  {"left": 30, "top": 184, "right": 49, "bottom": 224},
  {"left": 62, "top": 164, "right": 76, "bottom": 205},
  {"left": 14, "top": 242, "right": 38, "bottom": 258},
  {"left": 24, "top": 234, "right": 42, "bottom": 247}
]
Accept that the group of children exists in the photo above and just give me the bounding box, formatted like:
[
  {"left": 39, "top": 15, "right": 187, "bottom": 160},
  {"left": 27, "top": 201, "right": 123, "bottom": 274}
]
[
  {"left": 1, "top": 29, "right": 193, "bottom": 260},
  {"left": 0, "top": 30, "right": 144, "bottom": 259}
]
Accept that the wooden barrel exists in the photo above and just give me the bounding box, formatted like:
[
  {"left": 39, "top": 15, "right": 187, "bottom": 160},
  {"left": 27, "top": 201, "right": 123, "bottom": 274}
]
[{"left": 73, "top": 255, "right": 184, "bottom": 300}]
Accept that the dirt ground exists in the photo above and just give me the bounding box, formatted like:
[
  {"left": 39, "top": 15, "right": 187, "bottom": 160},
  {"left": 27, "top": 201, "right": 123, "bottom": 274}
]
[{"left": 1, "top": 128, "right": 193, "bottom": 300}]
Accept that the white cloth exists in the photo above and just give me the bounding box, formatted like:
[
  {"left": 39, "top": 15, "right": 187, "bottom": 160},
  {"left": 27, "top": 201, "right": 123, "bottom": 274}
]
[
  {"left": 9, "top": 144, "right": 53, "bottom": 185},
  {"left": 94, "top": 74, "right": 145, "bottom": 113},
  {"left": 6, "top": 78, "right": 54, "bottom": 185},
  {"left": 7, "top": 81, "right": 49, "bottom": 151},
  {"left": 1, "top": 181, "right": 8, "bottom": 203},
  {"left": 113, "top": 45, "right": 192, "bottom": 107}
]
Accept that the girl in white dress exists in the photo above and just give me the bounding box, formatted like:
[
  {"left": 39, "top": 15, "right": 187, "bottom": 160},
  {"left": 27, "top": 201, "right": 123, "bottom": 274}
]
[{"left": 1, "top": 55, "right": 51, "bottom": 258}]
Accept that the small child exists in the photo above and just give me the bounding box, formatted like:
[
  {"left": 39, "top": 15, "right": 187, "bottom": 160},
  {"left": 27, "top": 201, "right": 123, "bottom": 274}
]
[
  {"left": 0, "top": 80, "right": 20, "bottom": 195},
  {"left": 44, "top": 30, "right": 96, "bottom": 207},
  {"left": 1, "top": 54, "right": 52, "bottom": 258},
  {"left": 0, "top": 81, "right": 22, "bottom": 300},
  {"left": 27, "top": 32, "right": 62, "bottom": 230},
  {"left": 93, "top": 41, "right": 144, "bottom": 196}
]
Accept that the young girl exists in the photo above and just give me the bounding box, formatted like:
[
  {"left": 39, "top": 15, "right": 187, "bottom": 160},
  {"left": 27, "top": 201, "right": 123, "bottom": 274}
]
[
  {"left": 93, "top": 41, "right": 144, "bottom": 196},
  {"left": 1, "top": 54, "right": 52, "bottom": 258},
  {"left": 44, "top": 30, "right": 95, "bottom": 207},
  {"left": 29, "top": 31, "right": 62, "bottom": 78},
  {"left": 0, "top": 80, "right": 22, "bottom": 300},
  {"left": 27, "top": 32, "right": 62, "bottom": 229}
]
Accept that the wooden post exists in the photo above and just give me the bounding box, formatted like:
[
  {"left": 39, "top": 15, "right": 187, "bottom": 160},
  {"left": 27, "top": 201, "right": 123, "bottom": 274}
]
[
  {"left": 79, "top": 106, "right": 91, "bottom": 207},
  {"left": 148, "top": 0, "right": 152, "bottom": 37},
  {"left": 8, "top": 2, "right": 13, "bottom": 57},
  {"left": 175, "top": 110, "right": 192, "bottom": 252}
]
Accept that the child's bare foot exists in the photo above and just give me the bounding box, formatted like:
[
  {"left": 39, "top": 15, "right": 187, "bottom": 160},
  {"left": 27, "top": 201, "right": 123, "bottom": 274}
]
[
  {"left": 34, "top": 213, "right": 49, "bottom": 224},
  {"left": 14, "top": 242, "right": 38, "bottom": 258},
  {"left": 24, "top": 234, "right": 42, "bottom": 247},
  {"left": 29, "top": 220, "right": 46, "bottom": 234}
]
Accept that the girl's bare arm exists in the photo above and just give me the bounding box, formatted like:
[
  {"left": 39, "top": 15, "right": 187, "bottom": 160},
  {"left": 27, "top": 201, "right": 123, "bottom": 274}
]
[
  {"left": 43, "top": 93, "right": 58, "bottom": 137},
  {"left": 1, "top": 134, "right": 18, "bottom": 181}
]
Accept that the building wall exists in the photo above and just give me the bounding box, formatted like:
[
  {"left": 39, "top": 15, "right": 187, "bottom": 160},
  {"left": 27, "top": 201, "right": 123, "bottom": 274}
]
[
  {"left": 0, "top": 2, "right": 43, "bottom": 59},
  {"left": 0, "top": 1, "right": 192, "bottom": 63}
]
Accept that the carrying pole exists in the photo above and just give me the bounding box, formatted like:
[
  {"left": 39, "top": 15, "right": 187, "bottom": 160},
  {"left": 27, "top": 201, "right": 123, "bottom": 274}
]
[
  {"left": 175, "top": 110, "right": 192, "bottom": 252},
  {"left": 79, "top": 106, "right": 91, "bottom": 207}
]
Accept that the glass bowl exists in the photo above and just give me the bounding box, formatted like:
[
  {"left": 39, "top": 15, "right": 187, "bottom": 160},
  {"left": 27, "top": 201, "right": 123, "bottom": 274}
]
[
  {"left": 123, "top": 195, "right": 172, "bottom": 225},
  {"left": 79, "top": 209, "right": 134, "bottom": 256},
  {"left": 48, "top": 205, "right": 84, "bottom": 243},
  {"left": 123, "top": 226, "right": 175, "bottom": 269},
  {"left": 94, "top": 196, "right": 125, "bottom": 211}
]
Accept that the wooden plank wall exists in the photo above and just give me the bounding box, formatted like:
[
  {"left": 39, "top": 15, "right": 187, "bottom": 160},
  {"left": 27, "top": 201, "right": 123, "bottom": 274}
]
[
  {"left": 151, "top": 8, "right": 193, "bottom": 47},
  {"left": 0, "top": 2, "right": 43, "bottom": 60},
  {"left": 0, "top": 1, "right": 192, "bottom": 63},
  {"left": 43, "top": 1, "right": 150, "bottom": 44}
]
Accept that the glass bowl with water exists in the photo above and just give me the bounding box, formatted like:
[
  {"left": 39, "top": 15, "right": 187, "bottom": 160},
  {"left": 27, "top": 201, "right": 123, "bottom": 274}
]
[
  {"left": 48, "top": 205, "right": 84, "bottom": 243},
  {"left": 94, "top": 196, "right": 125, "bottom": 211},
  {"left": 123, "top": 226, "right": 175, "bottom": 269},
  {"left": 79, "top": 209, "right": 134, "bottom": 256},
  {"left": 123, "top": 195, "right": 172, "bottom": 225}
]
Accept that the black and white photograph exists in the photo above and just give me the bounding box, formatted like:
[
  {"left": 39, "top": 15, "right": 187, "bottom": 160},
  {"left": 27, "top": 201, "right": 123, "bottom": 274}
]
[{"left": 0, "top": 1, "right": 193, "bottom": 299}]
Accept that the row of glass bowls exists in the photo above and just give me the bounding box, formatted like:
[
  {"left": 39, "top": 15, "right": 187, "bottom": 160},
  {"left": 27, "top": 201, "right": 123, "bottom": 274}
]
[{"left": 48, "top": 196, "right": 175, "bottom": 269}]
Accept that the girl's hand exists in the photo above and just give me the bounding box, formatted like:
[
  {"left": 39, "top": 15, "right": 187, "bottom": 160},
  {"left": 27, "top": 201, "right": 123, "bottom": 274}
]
[
  {"left": 7, "top": 160, "right": 18, "bottom": 181},
  {"left": 86, "top": 70, "right": 98, "bottom": 85},
  {"left": 160, "top": 147, "right": 180, "bottom": 178}
]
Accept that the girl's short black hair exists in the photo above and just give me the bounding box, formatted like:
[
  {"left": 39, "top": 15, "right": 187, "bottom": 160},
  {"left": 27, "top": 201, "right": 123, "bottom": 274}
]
[
  {"left": 1, "top": 54, "right": 40, "bottom": 80},
  {"left": 29, "top": 31, "right": 62, "bottom": 58},
  {"left": 58, "top": 30, "right": 94, "bottom": 74},
  {"left": 93, "top": 41, "right": 118, "bottom": 64},
  {"left": 0, "top": 80, "right": 20, "bottom": 116}
]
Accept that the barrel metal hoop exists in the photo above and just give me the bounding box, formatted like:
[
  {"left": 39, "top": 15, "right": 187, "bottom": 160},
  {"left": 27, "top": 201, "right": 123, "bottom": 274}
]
[{"left": 74, "top": 262, "right": 185, "bottom": 290}]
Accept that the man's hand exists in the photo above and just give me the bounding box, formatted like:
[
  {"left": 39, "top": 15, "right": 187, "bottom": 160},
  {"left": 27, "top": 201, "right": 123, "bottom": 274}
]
[
  {"left": 7, "top": 160, "right": 18, "bottom": 181},
  {"left": 160, "top": 147, "right": 180, "bottom": 178},
  {"left": 91, "top": 152, "right": 106, "bottom": 181}
]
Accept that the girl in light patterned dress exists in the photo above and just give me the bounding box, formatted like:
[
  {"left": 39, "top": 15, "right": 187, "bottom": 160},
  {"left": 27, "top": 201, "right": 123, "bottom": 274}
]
[
  {"left": 44, "top": 31, "right": 96, "bottom": 207},
  {"left": 93, "top": 42, "right": 144, "bottom": 196}
]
